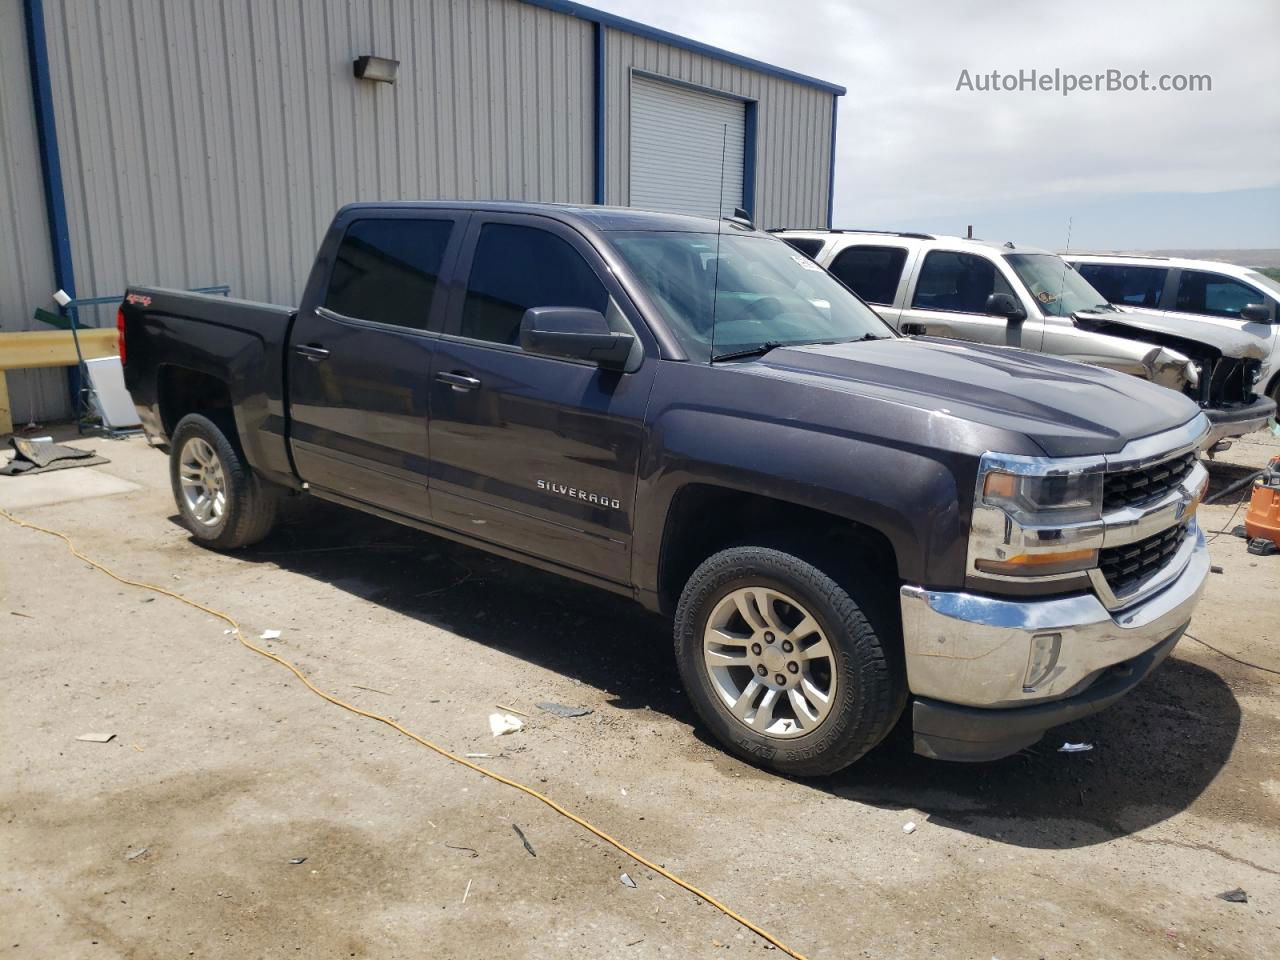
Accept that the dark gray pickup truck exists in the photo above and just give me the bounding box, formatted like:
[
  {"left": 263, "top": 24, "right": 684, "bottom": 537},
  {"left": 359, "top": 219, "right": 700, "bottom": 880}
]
[{"left": 120, "top": 201, "right": 1212, "bottom": 775}]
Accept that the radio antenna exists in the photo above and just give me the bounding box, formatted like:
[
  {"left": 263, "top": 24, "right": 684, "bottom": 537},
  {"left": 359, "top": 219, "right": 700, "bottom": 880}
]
[
  {"left": 1055, "top": 216, "right": 1074, "bottom": 313},
  {"left": 708, "top": 123, "right": 728, "bottom": 361}
]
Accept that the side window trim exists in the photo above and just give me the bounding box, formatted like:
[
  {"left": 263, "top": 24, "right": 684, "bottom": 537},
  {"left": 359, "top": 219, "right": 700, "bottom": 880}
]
[
  {"left": 441, "top": 212, "right": 652, "bottom": 358},
  {"left": 1174, "top": 268, "right": 1267, "bottom": 319},
  {"left": 908, "top": 249, "right": 1017, "bottom": 315},
  {"left": 827, "top": 243, "right": 911, "bottom": 307},
  {"left": 318, "top": 210, "right": 469, "bottom": 334}
]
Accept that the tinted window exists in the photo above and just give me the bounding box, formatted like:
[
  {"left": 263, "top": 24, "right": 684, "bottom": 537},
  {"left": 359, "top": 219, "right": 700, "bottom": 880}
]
[
  {"left": 1077, "top": 263, "right": 1168, "bottom": 308},
  {"left": 911, "top": 251, "right": 1014, "bottom": 313},
  {"left": 780, "top": 237, "right": 825, "bottom": 259},
  {"left": 829, "top": 245, "right": 909, "bottom": 305},
  {"left": 325, "top": 218, "right": 453, "bottom": 329},
  {"left": 1176, "top": 270, "right": 1266, "bottom": 318},
  {"left": 461, "top": 224, "right": 608, "bottom": 345}
]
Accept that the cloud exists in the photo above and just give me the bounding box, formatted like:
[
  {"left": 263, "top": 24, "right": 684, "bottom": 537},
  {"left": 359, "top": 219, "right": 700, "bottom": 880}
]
[{"left": 591, "top": 0, "right": 1280, "bottom": 242}]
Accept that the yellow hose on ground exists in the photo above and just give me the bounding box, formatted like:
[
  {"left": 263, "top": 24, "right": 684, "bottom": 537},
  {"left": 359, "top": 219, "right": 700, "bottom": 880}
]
[{"left": 2, "top": 506, "right": 811, "bottom": 960}]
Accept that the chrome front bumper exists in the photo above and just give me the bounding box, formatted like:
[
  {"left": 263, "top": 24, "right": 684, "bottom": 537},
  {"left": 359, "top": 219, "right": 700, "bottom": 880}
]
[{"left": 900, "top": 522, "right": 1209, "bottom": 710}]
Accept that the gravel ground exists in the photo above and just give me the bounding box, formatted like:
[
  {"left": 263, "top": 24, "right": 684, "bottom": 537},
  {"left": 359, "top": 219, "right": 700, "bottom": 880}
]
[{"left": 1, "top": 427, "right": 1277, "bottom": 959}]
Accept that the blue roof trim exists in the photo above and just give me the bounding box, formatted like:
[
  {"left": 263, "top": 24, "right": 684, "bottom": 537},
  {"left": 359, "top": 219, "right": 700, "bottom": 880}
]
[
  {"left": 23, "top": 0, "right": 76, "bottom": 303},
  {"left": 826, "top": 97, "right": 838, "bottom": 228},
  {"left": 742, "top": 100, "right": 758, "bottom": 220},
  {"left": 23, "top": 0, "right": 81, "bottom": 411},
  {"left": 520, "top": 0, "right": 846, "bottom": 96},
  {"left": 593, "top": 22, "right": 606, "bottom": 204}
]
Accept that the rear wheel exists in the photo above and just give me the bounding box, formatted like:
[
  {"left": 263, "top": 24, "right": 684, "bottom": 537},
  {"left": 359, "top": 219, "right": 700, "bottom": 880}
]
[
  {"left": 674, "top": 546, "right": 903, "bottom": 777},
  {"left": 169, "top": 413, "right": 277, "bottom": 549}
]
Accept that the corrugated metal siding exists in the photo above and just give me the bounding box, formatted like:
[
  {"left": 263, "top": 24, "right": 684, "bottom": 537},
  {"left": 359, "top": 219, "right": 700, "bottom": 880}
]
[
  {"left": 0, "top": 0, "right": 68, "bottom": 423},
  {"left": 40, "top": 0, "right": 595, "bottom": 314},
  {"left": 605, "top": 30, "right": 833, "bottom": 230},
  {"left": 630, "top": 74, "right": 745, "bottom": 219}
]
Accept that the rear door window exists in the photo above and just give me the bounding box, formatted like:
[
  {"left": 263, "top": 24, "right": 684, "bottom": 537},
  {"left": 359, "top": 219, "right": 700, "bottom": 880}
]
[
  {"left": 828, "top": 245, "right": 909, "bottom": 305},
  {"left": 1176, "top": 270, "right": 1266, "bottom": 318},
  {"left": 911, "top": 251, "right": 1014, "bottom": 313},
  {"left": 460, "top": 223, "right": 609, "bottom": 346},
  {"left": 1077, "top": 263, "right": 1168, "bottom": 308},
  {"left": 325, "top": 218, "right": 454, "bottom": 329},
  {"left": 779, "top": 237, "right": 826, "bottom": 260}
]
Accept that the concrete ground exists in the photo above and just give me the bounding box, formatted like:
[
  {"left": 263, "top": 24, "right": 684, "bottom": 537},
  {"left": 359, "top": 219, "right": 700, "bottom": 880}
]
[{"left": 2, "top": 427, "right": 1277, "bottom": 960}]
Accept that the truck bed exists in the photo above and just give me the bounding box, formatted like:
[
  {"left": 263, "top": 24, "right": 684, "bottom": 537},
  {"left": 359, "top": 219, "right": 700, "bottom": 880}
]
[{"left": 120, "top": 286, "right": 299, "bottom": 487}]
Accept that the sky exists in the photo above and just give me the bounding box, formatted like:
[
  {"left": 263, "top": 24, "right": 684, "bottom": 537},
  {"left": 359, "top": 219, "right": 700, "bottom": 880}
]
[{"left": 594, "top": 0, "right": 1280, "bottom": 250}]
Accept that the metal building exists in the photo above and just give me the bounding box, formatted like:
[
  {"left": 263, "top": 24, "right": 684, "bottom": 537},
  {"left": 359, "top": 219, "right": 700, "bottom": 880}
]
[{"left": 2, "top": 0, "right": 844, "bottom": 425}]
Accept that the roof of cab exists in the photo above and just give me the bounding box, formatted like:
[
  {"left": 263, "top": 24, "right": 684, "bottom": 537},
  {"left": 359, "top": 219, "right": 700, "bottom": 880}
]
[
  {"left": 773, "top": 227, "right": 1057, "bottom": 256},
  {"left": 336, "top": 200, "right": 762, "bottom": 235},
  {"left": 1066, "top": 253, "right": 1267, "bottom": 278}
]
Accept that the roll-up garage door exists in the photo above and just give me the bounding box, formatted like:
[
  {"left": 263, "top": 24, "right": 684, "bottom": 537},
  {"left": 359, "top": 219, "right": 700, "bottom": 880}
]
[{"left": 629, "top": 75, "right": 745, "bottom": 219}]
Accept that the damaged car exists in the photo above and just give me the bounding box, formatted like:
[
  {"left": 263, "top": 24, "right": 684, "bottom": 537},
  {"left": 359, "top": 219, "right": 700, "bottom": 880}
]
[{"left": 775, "top": 230, "right": 1276, "bottom": 447}]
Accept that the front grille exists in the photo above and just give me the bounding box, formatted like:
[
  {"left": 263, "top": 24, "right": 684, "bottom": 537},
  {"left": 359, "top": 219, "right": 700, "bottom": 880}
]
[
  {"left": 1103, "top": 452, "right": 1196, "bottom": 511},
  {"left": 1099, "top": 522, "right": 1189, "bottom": 596}
]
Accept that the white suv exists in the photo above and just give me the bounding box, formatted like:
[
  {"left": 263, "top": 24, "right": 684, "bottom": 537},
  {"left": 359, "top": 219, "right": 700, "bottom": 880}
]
[
  {"left": 775, "top": 229, "right": 1276, "bottom": 446},
  {"left": 1066, "top": 254, "right": 1280, "bottom": 409}
]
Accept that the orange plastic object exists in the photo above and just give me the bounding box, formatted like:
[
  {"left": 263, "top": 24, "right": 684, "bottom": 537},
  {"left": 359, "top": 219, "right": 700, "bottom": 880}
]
[{"left": 1244, "top": 456, "right": 1280, "bottom": 547}]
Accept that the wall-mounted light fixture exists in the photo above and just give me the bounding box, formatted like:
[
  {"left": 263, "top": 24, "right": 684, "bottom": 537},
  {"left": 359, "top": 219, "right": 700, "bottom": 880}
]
[{"left": 353, "top": 55, "right": 399, "bottom": 84}]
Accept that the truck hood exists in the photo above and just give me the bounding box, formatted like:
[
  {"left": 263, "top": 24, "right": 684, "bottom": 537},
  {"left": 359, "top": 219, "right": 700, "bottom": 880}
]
[
  {"left": 750, "top": 337, "right": 1202, "bottom": 457},
  {"left": 1081, "top": 306, "right": 1271, "bottom": 360}
]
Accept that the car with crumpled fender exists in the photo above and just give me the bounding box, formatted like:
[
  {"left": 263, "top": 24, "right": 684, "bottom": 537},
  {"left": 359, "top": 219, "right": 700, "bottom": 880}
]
[{"left": 776, "top": 229, "right": 1275, "bottom": 448}]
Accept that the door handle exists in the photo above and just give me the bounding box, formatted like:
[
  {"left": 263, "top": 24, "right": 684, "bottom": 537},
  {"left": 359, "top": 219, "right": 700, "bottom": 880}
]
[
  {"left": 436, "top": 371, "right": 481, "bottom": 392},
  {"left": 295, "top": 344, "right": 330, "bottom": 361},
  {"left": 900, "top": 323, "right": 927, "bottom": 336}
]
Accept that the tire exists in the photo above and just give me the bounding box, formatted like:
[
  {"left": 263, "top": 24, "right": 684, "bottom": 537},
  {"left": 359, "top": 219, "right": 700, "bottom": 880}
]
[
  {"left": 674, "top": 546, "right": 904, "bottom": 777},
  {"left": 169, "top": 412, "right": 278, "bottom": 549}
]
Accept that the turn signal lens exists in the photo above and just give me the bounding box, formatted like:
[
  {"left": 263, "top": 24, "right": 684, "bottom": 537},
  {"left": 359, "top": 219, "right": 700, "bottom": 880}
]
[{"left": 975, "top": 548, "right": 1098, "bottom": 578}]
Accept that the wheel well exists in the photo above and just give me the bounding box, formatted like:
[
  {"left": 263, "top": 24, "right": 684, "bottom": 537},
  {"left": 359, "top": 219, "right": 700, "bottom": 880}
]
[
  {"left": 657, "top": 484, "right": 900, "bottom": 616},
  {"left": 158, "top": 367, "right": 234, "bottom": 439}
]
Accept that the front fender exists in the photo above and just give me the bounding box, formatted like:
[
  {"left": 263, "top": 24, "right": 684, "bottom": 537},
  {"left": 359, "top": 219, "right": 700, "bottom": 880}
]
[{"left": 632, "top": 405, "right": 972, "bottom": 597}]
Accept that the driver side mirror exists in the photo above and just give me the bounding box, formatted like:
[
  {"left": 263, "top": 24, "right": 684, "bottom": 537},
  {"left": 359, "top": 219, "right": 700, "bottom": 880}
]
[
  {"left": 519, "top": 307, "right": 635, "bottom": 370},
  {"left": 1240, "top": 302, "right": 1272, "bottom": 323},
  {"left": 986, "top": 292, "right": 1027, "bottom": 323}
]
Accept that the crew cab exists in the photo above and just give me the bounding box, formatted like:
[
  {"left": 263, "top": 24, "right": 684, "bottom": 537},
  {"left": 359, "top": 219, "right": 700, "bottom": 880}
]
[
  {"left": 120, "top": 202, "right": 1212, "bottom": 775},
  {"left": 1066, "top": 253, "right": 1280, "bottom": 412},
  {"left": 775, "top": 229, "right": 1276, "bottom": 447}
]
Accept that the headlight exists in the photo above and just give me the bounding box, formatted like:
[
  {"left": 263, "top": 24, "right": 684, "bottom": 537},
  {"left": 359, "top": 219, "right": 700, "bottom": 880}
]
[
  {"left": 980, "top": 470, "right": 1103, "bottom": 525},
  {"left": 969, "top": 454, "right": 1105, "bottom": 580}
]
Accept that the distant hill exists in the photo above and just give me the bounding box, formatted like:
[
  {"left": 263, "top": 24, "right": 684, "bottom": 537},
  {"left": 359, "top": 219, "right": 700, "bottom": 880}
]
[{"left": 1066, "top": 249, "right": 1280, "bottom": 270}]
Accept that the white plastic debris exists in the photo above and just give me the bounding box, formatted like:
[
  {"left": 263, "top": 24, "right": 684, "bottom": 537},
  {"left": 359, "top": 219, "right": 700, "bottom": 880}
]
[
  {"left": 75, "top": 732, "right": 116, "bottom": 743},
  {"left": 1058, "top": 742, "right": 1094, "bottom": 753},
  {"left": 259, "top": 629, "right": 281, "bottom": 640},
  {"left": 902, "top": 821, "right": 917, "bottom": 834},
  {"left": 488, "top": 712, "right": 524, "bottom": 737},
  {"left": 620, "top": 872, "right": 637, "bottom": 888}
]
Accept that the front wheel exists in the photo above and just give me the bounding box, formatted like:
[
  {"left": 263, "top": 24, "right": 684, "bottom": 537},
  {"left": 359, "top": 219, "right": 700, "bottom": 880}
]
[
  {"left": 169, "top": 413, "right": 278, "bottom": 549},
  {"left": 674, "top": 546, "right": 903, "bottom": 777}
]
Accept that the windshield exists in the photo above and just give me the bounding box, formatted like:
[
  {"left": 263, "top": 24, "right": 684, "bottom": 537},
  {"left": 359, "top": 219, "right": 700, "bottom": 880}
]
[
  {"left": 1005, "top": 253, "right": 1111, "bottom": 318},
  {"left": 607, "top": 231, "right": 894, "bottom": 360}
]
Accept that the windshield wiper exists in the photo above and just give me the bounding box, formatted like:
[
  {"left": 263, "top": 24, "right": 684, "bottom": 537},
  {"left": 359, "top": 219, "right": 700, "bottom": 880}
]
[
  {"left": 711, "top": 340, "right": 787, "bottom": 363},
  {"left": 711, "top": 333, "right": 888, "bottom": 363}
]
